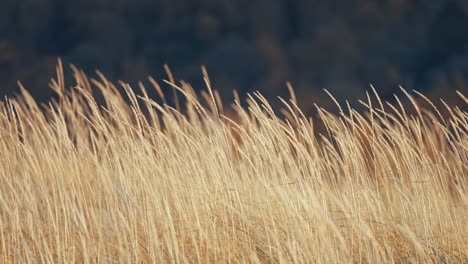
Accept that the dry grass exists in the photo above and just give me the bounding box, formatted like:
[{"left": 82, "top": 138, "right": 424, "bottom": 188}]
[{"left": 0, "top": 62, "right": 466, "bottom": 263}]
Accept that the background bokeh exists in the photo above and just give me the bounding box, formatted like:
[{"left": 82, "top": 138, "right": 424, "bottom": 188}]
[{"left": 1, "top": 0, "right": 467, "bottom": 112}]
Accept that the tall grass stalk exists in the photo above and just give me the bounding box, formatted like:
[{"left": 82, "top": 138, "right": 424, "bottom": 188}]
[{"left": 0, "top": 63, "right": 466, "bottom": 263}]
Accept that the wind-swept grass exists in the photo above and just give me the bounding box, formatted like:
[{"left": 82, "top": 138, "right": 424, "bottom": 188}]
[{"left": 0, "top": 62, "right": 466, "bottom": 263}]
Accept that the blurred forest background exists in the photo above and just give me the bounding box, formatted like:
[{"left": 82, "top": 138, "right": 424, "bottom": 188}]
[{"left": 1, "top": 0, "right": 468, "bottom": 112}]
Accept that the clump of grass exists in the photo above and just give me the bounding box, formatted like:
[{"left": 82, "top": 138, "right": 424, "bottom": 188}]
[{"left": 0, "top": 62, "right": 466, "bottom": 263}]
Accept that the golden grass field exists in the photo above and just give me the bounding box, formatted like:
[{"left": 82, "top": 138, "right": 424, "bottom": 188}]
[{"left": 0, "top": 62, "right": 466, "bottom": 263}]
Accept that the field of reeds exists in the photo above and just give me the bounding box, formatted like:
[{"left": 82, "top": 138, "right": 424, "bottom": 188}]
[{"left": 0, "top": 62, "right": 466, "bottom": 263}]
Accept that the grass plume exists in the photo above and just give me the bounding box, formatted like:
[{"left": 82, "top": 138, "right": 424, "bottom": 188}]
[{"left": 0, "top": 63, "right": 466, "bottom": 263}]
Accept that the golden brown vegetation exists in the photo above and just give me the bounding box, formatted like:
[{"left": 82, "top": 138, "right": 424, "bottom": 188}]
[{"left": 0, "top": 62, "right": 466, "bottom": 263}]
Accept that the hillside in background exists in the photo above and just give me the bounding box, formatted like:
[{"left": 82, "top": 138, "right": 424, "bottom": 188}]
[{"left": 1, "top": 0, "right": 468, "bottom": 111}]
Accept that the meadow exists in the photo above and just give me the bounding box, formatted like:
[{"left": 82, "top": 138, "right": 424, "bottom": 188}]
[{"left": 0, "top": 62, "right": 466, "bottom": 263}]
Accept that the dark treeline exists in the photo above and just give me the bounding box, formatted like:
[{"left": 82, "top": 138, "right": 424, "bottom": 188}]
[{"left": 1, "top": 0, "right": 467, "bottom": 111}]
